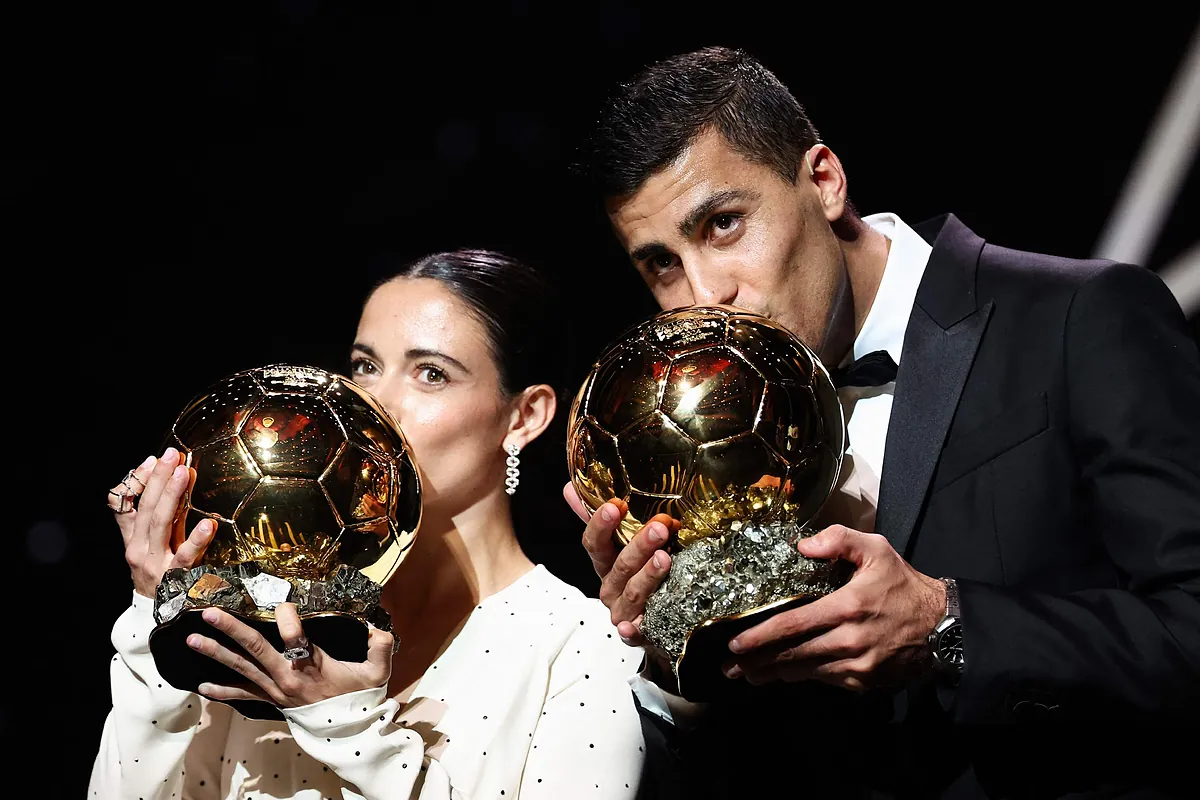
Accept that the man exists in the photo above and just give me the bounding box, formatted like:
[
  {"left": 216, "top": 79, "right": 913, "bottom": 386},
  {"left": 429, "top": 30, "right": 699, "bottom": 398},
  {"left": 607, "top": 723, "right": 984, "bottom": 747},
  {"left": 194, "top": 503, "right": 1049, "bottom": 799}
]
[{"left": 564, "top": 46, "right": 1200, "bottom": 798}]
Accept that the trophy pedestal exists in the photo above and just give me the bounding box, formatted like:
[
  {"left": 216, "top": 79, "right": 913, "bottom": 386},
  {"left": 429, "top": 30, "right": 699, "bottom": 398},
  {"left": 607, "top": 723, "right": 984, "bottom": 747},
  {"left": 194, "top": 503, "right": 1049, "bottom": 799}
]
[
  {"left": 675, "top": 596, "right": 814, "bottom": 701},
  {"left": 641, "top": 521, "right": 853, "bottom": 702},
  {"left": 149, "top": 610, "right": 369, "bottom": 720},
  {"left": 148, "top": 562, "right": 395, "bottom": 720}
]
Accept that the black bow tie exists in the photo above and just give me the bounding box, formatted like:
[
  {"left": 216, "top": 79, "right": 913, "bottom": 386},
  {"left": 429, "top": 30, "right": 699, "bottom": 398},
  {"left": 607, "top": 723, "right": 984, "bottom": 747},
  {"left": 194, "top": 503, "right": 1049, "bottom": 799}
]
[{"left": 831, "top": 350, "right": 898, "bottom": 389}]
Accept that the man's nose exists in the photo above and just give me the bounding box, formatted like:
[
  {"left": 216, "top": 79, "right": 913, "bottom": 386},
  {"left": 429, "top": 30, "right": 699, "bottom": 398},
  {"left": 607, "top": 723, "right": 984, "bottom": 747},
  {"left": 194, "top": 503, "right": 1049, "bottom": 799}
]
[{"left": 684, "top": 262, "right": 738, "bottom": 307}]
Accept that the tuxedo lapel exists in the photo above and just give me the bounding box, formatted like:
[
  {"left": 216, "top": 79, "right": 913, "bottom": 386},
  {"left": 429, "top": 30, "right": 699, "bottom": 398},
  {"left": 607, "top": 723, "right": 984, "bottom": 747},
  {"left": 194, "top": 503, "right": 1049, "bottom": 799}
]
[{"left": 875, "top": 215, "right": 992, "bottom": 557}]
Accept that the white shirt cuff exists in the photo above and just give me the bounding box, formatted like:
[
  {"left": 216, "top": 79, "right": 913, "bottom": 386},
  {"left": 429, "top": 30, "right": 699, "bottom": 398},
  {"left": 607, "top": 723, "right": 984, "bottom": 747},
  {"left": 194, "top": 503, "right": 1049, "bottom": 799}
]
[
  {"left": 281, "top": 686, "right": 391, "bottom": 734},
  {"left": 627, "top": 656, "right": 708, "bottom": 730}
]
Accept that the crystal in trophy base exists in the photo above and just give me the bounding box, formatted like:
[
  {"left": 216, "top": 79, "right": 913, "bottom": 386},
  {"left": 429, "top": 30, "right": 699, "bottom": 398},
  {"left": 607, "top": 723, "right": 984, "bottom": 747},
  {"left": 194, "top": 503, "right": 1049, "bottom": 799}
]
[
  {"left": 148, "top": 562, "right": 394, "bottom": 721},
  {"left": 640, "top": 521, "right": 853, "bottom": 702}
]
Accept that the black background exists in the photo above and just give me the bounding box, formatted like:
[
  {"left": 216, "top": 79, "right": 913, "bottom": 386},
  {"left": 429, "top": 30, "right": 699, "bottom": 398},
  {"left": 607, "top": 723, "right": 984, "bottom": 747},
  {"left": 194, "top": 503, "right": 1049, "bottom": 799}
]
[{"left": 7, "top": 2, "right": 1199, "bottom": 789}]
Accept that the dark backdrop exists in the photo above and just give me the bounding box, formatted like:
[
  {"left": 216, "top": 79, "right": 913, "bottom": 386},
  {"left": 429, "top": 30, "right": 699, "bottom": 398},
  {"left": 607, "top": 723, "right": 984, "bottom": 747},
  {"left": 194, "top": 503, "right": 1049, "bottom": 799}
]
[{"left": 7, "top": 2, "right": 1199, "bottom": 789}]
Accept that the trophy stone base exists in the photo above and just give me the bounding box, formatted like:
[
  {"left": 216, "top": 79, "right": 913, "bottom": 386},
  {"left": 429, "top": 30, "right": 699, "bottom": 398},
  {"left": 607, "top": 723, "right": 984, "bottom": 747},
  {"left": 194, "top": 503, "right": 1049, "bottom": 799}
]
[
  {"left": 640, "top": 521, "right": 853, "bottom": 702},
  {"left": 148, "top": 562, "right": 394, "bottom": 721}
]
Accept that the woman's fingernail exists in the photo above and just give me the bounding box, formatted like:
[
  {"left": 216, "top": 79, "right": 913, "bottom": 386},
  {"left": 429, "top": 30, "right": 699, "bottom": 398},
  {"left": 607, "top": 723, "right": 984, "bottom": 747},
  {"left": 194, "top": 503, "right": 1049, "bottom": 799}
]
[
  {"left": 648, "top": 523, "right": 667, "bottom": 544},
  {"left": 172, "top": 465, "right": 188, "bottom": 482},
  {"left": 601, "top": 505, "right": 617, "bottom": 522},
  {"left": 197, "top": 682, "right": 214, "bottom": 694},
  {"left": 187, "top": 635, "right": 202, "bottom": 649},
  {"left": 652, "top": 551, "right": 667, "bottom": 570},
  {"left": 140, "top": 455, "right": 157, "bottom": 470},
  {"left": 728, "top": 637, "right": 744, "bottom": 653},
  {"left": 198, "top": 519, "right": 214, "bottom": 536},
  {"left": 723, "top": 664, "right": 743, "bottom": 679},
  {"left": 201, "top": 608, "right": 219, "bottom": 623}
]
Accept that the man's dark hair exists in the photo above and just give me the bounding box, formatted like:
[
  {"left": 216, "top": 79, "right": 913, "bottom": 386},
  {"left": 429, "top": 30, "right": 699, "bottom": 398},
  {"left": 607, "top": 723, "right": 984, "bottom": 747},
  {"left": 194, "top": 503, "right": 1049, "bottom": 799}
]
[{"left": 577, "top": 46, "right": 823, "bottom": 198}]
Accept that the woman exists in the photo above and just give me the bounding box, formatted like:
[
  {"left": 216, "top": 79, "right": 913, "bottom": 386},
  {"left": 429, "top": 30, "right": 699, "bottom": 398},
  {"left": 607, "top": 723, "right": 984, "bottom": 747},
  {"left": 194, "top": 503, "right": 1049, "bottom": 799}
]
[{"left": 89, "top": 250, "right": 646, "bottom": 799}]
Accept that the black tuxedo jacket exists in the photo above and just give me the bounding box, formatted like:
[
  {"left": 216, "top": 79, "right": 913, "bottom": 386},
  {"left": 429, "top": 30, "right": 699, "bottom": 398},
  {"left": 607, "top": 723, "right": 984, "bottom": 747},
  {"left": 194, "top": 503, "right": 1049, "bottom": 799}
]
[{"left": 635, "top": 215, "right": 1200, "bottom": 799}]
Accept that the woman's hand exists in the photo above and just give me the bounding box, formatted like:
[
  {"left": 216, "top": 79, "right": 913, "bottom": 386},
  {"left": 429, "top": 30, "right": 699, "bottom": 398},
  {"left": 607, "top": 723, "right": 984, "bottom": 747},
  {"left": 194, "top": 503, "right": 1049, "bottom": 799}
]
[
  {"left": 188, "top": 603, "right": 394, "bottom": 708},
  {"left": 109, "top": 447, "right": 215, "bottom": 597}
]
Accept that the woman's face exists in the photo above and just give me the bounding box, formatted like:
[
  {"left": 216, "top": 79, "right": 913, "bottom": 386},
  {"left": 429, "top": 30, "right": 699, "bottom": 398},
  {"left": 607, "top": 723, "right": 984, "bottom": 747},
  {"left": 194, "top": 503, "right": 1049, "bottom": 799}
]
[{"left": 350, "top": 277, "right": 512, "bottom": 515}]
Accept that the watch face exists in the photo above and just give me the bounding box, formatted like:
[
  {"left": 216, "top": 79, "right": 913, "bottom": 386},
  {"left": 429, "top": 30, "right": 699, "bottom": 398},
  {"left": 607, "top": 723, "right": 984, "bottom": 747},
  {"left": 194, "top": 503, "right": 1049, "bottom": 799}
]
[{"left": 937, "top": 622, "right": 964, "bottom": 668}]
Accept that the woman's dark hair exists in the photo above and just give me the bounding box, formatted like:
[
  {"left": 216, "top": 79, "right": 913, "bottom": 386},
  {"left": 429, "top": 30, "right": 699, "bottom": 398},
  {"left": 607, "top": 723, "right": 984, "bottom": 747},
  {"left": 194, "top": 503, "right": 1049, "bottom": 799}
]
[{"left": 370, "top": 248, "right": 567, "bottom": 399}]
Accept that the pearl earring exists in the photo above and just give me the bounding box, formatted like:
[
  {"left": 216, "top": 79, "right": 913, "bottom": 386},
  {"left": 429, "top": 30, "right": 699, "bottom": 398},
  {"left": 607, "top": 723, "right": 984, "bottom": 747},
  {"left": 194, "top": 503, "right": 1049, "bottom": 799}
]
[{"left": 504, "top": 443, "right": 521, "bottom": 495}]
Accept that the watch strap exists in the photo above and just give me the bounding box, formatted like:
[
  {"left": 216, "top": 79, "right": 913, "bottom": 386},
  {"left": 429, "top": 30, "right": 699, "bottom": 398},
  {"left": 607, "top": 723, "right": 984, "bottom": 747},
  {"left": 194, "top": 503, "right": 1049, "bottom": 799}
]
[
  {"left": 942, "top": 577, "right": 960, "bottom": 618},
  {"left": 928, "top": 577, "right": 964, "bottom": 678}
]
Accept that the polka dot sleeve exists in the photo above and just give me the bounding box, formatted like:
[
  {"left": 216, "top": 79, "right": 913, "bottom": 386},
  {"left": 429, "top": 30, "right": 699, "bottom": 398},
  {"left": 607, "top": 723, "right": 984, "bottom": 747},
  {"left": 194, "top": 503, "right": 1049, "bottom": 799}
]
[
  {"left": 88, "top": 592, "right": 231, "bottom": 800},
  {"left": 518, "top": 604, "right": 645, "bottom": 799},
  {"left": 284, "top": 687, "right": 454, "bottom": 799}
]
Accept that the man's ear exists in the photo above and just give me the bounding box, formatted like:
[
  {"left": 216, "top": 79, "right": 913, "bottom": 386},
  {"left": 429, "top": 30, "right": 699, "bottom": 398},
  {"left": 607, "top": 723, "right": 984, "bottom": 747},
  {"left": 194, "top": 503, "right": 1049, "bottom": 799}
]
[{"left": 802, "top": 144, "right": 848, "bottom": 224}]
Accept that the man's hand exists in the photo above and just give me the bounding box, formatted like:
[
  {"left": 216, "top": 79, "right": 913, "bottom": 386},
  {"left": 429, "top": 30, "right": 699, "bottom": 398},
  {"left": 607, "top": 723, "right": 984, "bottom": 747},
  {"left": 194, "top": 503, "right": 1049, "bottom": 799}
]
[
  {"left": 723, "top": 525, "right": 946, "bottom": 692},
  {"left": 565, "top": 483, "right": 675, "bottom": 646}
]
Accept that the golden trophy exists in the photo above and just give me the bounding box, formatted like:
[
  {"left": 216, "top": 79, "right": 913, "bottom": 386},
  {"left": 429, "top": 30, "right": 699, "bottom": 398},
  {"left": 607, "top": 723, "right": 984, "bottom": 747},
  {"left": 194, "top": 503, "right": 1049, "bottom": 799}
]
[
  {"left": 567, "top": 306, "right": 849, "bottom": 700},
  {"left": 148, "top": 364, "right": 422, "bottom": 719}
]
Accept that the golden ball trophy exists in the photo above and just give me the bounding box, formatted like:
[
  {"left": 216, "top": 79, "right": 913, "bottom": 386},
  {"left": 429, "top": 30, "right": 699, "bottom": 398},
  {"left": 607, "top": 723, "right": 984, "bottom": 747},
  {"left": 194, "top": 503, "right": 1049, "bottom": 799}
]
[
  {"left": 567, "top": 306, "right": 850, "bottom": 700},
  {"left": 148, "top": 364, "right": 422, "bottom": 719}
]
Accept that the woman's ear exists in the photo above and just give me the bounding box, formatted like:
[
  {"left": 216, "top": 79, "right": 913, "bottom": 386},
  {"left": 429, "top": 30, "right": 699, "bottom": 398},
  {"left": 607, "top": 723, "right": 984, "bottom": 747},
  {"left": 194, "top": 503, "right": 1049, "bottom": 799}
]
[{"left": 504, "top": 384, "right": 558, "bottom": 451}]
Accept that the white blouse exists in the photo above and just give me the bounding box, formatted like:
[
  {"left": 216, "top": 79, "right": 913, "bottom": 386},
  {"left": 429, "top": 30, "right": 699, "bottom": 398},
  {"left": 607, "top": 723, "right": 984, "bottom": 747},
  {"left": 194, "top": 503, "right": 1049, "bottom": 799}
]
[{"left": 89, "top": 564, "right": 646, "bottom": 799}]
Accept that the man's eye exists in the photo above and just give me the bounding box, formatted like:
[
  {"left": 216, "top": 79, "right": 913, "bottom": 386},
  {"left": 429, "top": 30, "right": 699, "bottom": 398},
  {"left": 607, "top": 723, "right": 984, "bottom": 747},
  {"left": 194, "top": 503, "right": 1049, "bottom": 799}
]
[
  {"left": 710, "top": 213, "right": 742, "bottom": 238},
  {"left": 651, "top": 253, "right": 678, "bottom": 275}
]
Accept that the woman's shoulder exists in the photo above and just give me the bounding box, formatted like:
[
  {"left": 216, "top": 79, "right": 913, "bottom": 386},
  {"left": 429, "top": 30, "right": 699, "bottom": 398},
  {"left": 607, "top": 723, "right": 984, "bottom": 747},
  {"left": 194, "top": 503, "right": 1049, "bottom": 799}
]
[
  {"left": 518, "top": 566, "right": 609, "bottom": 622},
  {"left": 479, "top": 564, "right": 603, "bottom": 634},
  {"left": 523, "top": 566, "right": 642, "bottom": 681},
  {"left": 520, "top": 564, "right": 590, "bottom": 602}
]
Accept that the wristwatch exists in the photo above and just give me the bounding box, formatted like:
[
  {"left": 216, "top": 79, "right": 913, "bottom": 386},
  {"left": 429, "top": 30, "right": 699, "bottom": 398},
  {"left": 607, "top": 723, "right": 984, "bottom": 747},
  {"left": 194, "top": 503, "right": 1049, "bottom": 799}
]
[{"left": 928, "top": 577, "right": 964, "bottom": 680}]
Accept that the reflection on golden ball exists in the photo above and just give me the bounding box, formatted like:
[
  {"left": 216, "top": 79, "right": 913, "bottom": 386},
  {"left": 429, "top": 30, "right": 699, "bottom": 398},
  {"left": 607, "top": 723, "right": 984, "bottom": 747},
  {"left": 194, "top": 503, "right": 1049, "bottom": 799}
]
[
  {"left": 167, "top": 364, "right": 422, "bottom": 591},
  {"left": 567, "top": 306, "right": 844, "bottom": 549}
]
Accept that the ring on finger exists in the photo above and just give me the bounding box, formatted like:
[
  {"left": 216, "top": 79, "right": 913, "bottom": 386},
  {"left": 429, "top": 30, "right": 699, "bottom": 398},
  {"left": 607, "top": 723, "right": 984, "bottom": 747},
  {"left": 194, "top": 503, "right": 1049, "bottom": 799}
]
[
  {"left": 123, "top": 470, "right": 147, "bottom": 491},
  {"left": 282, "top": 635, "right": 311, "bottom": 663},
  {"left": 282, "top": 645, "right": 311, "bottom": 662},
  {"left": 107, "top": 488, "right": 136, "bottom": 515}
]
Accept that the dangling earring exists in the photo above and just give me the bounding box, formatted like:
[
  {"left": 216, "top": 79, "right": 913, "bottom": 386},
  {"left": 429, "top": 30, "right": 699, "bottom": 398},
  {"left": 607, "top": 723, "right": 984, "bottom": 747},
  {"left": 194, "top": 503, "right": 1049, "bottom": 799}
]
[{"left": 504, "top": 443, "right": 521, "bottom": 495}]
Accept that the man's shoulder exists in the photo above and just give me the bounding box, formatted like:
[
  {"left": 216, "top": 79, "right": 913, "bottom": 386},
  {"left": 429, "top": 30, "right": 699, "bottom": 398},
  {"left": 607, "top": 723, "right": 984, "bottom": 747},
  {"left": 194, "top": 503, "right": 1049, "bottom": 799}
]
[
  {"left": 977, "top": 244, "right": 1178, "bottom": 325},
  {"left": 915, "top": 213, "right": 1152, "bottom": 299},
  {"left": 979, "top": 241, "right": 1125, "bottom": 291}
]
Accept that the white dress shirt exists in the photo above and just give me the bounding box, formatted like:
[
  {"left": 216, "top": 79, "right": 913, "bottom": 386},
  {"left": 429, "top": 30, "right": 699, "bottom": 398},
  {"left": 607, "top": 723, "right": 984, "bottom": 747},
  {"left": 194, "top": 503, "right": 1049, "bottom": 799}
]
[
  {"left": 631, "top": 211, "right": 933, "bottom": 724},
  {"left": 89, "top": 564, "right": 646, "bottom": 799},
  {"left": 813, "top": 211, "right": 933, "bottom": 533}
]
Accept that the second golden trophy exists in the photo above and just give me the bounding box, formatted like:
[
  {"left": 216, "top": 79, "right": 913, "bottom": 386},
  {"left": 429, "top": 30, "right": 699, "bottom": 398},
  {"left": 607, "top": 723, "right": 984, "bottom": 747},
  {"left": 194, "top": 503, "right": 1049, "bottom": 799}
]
[{"left": 567, "top": 306, "right": 850, "bottom": 700}]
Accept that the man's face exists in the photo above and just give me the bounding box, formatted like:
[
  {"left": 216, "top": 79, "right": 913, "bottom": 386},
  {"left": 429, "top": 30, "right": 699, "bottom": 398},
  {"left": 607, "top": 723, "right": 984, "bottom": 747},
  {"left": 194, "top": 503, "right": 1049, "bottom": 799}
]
[{"left": 607, "top": 128, "right": 850, "bottom": 360}]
